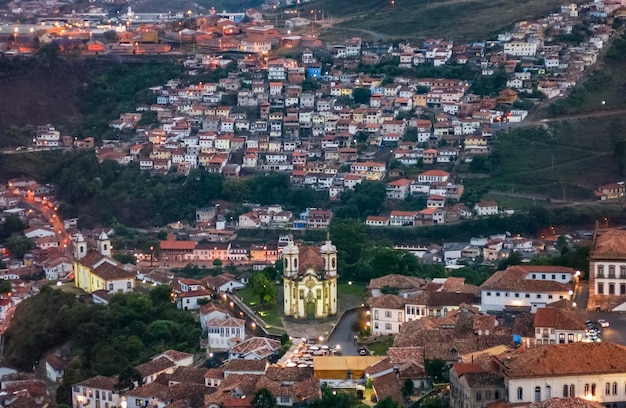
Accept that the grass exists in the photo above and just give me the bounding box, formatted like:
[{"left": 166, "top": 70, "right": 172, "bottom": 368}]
[
  {"left": 480, "top": 192, "right": 546, "bottom": 211},
  {"left": 236, "top": 285, "right": 284, "bottom": 328},
  {"left": 338, "top": 282, "right": 367, "bottom": 298},
  {"left": 468, "top": 119, "right": 625, "bottom": 200},
  {"left": 289, "top": 0, "right": 565, "bottom": 42},
  {"left": 367, "top": 336, "right": 394, "bottom": 356}
]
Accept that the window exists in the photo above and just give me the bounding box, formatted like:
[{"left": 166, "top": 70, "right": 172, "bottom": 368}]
[
  {"left": 496, "top": 292, "right": 501, "bottom": 297},
  {"left": 598, "top": 283, "right": 604, "bottom": 294},
  {"left": 108, "top": 283, "right": 113, "bottom": 291},
  {"left": 534, "top": 386, "right": 541, "bottom": 403},
  {"left": 546, "top": 385, "right": 551, "bottom": 399},
  {"left": 563, "top": 385, "right": 569, "bottom": 398},
  {"left": 374, "top": 323, "right": 379, "bottom": 329},
  {"left": 485, "top": 391, "right": 491, "bottom": 399},
  {"left": 592, "top": 383, "right": 597, "bottom": 396},
  {"left": 532, "top": 274, "right": 536, "bottom": 279},
  {"left": 585, "top": 384, "right": 590, "bottom": 395},
  {"left": 517, "top": 387, "right": 523, "bottom": 400},
  {"left": 95, "top": 391, "right": 100, "bottom": 399},
  {"left": 526, "top": 294, "right": 530, "bottom": 298},
  {"left": 316, "top": 289, "right": 321, "bottom": 300},
  {"left": 562, "top": 274, "right": 566, "bottom": 280},
  {"left": 385, "top": 323, "right": 392, "bottom": 330},
  {"left": 127, "top": 282, "right": 131, "bottom": 289},
  {"left": 606, "top": 383, "right": 611, "bottom": 396},
  {"left": 559, "top": 333, "right": 565, "bottom": 343},
  {"left": 569, "top": 385, "right": 575, "bottom": 398},
  {"left": 385, "top": 311, "right": 392, "bottom": 318},
  {"left": 621, "top": 284, "right": 626, "bottom": 295},
  {"left": 515, "top": 293, "right": 520, "bottom": 298},
  {"left": 486, "top": 292, "right": 491, "bottom": 296},
  {"left": 610, "top": 283, "right": 616, "bottom": 295},
  {"left": 610, "top": 266, "right": 616, "bottom": 278},
  {"left": 548, "top": 295, "right": 553, "bottom": 299},
  {"left": 299, "top": 290, "right": 304, "bottom": 299},
  {"left": 552, "top": 274, "right": 556, "bottom": 280},
  {"left": 568, "top": 333, "right": 574, "bottom": 342},
  {"left": 621, "top": 266, "right": 626, "bottom": 278},
  {"left": 136, "top": 400, "right": 144, "bottom": 406},
  {"left": 495, "top": 391, "right": 500, "bottom": 400},
  {"left": 537, "top": 294, "right": 542, "bottom": 299},
  {"left": 542, "top": 274, "right": 546, "bottom": 280},
  {"left": 613, "top": 382, "right": 618, "bottom": 395},
  {"left": 476, "top": 392, "right": 482, "bottom": 401},
  {"left": 598, "top": 265, "right": 605, "bottom": 277}
]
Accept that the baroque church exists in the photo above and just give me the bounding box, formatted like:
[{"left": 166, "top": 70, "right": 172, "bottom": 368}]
[
  {"left": 73, "top": 232, "right": 136, "bottom": 295},
  {"left": 282, "top": 235, "right": 338, "bottom": 319}
]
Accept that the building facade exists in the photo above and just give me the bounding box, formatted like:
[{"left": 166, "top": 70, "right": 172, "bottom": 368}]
[{"left": 282, "top": 236, "right": 338, "bottom": 319}]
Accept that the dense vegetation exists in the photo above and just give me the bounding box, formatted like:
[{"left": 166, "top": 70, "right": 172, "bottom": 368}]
[{"left": 4, "top": 286, "right": 201, "bottom": 404}]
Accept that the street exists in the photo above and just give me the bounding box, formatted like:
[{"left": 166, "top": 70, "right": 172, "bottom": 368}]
[{"left": 327, "top": 308, "right": 360, "bottom": 356}]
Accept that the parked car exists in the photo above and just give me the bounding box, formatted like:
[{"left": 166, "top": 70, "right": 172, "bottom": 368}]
[
  {"left": 598, "top": 319, "right": 610, "bottom": 328},
  {"left": 358, "top": 347, "right": 368, "bottom": 356}
]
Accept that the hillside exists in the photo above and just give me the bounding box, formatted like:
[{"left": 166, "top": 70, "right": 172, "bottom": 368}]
[{"left": 290, "top": 0, "right": 565, "bottom": 42}]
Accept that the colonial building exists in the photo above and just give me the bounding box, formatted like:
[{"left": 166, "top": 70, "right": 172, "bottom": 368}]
[
  {"left": 589, "top": 229, "right": 626, "bottom": 311},
  {"left": 73, "top": 232, "right": 136, "bottom": 294},
  {"left": 282, "top": 236, "right": 338, "bottom": 319}
]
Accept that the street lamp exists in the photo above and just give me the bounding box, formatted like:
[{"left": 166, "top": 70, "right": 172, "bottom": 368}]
[{"left": 150, "top": 246, "right": 154, "bottom": 267}]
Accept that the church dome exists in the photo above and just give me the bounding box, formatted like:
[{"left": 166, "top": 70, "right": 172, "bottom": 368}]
[
  {"left": 98, "top": 231, "right": 109, "bottom": 241},
  {"left": 283, "top": 241, "right": 299, "bottom": 255}
]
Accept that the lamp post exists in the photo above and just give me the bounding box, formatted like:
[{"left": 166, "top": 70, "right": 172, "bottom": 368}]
[{"left": 150, "top": 246, "right": 154, "bottom": 267}]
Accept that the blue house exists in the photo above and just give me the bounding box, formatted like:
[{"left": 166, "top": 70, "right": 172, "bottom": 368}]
[{"left": 306, "top": 65, "right": 322, "bottom": 79}]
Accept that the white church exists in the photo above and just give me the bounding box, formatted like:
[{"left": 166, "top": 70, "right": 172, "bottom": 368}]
[{"left": 282, "top": 236, "right": 339, "bottom": 319}]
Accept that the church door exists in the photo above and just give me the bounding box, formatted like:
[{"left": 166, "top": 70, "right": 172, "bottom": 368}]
[{"left": 306, "top": 302, "right": 316, "bottom": 319}]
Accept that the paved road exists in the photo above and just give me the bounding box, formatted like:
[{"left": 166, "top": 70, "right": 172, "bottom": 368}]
[
  {"left": 575, "top": 282, "right": 626, "bottom": 345},
  {"left": 327, "top": 308, "right": 360, "bottom": 356}
]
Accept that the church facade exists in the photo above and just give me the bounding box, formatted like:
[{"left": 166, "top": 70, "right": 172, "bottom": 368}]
[{"left": 282, "top": 237, "right": 338, "bottom": 319}]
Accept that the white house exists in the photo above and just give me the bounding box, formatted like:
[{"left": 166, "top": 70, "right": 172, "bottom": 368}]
[
  {"left": 533, "top": 307, "right": 587, "bottom": 345},
  {"left": 480, "top": 265, "right": 575, "bottom": 313},
  {"left": 369, "top": 294, "right": 405, "bottom": 336},
  {"left": 474, "top": 201, "right": 499, "bottom": 216},
  {"left": 72, "top": 376, "right": 122, "bottom": 408}
]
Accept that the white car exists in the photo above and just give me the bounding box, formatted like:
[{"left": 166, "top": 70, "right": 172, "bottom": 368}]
[{"left": 598, "top": 319, "right": 609, "bottom": 328}]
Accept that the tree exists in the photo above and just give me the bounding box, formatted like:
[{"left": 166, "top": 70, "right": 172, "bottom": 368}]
[
  {"left": 5, "top": 236, "right": 31, "bottom": 259},
  {"left": 252, "top": 388, "right": 277, "bottom": 408},
  {"left": 401, "top": 379, "right": 414, "bottom": 399},
  {"left": 113, "top": 253, "right": 136, "bottom": 265},
  {"left": 374, "top": 397, "right": 400, "bottom": 408},
  {"left": 250, "top": 272, "right": 276, "bottom": 305},
  {"left": 425, "top": 359, "right": 449, "bottom": 383},
  {"left": 353, "top": 87, "right": 372, "bottom": 104},
  {"left": 212, "top": 259, "right": 223, "bottom": 267},
  {"left": 115, "top": 366, "right": 143, "bottom": 391},
  {"left": 0, "top": 280, "right": 11, "bottom": 294}
]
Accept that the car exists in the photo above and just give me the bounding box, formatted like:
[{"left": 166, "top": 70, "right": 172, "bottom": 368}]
[
  {"left": 358, "top": 347, "right": 367, "bottom": 356},
  {"left": 598, "top": 319, "right": 610, "bottom": 328}
]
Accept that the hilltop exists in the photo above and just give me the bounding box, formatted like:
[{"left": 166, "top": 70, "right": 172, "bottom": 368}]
[{"left": 287, "top": 0, "right": 565, "bottom": 42}]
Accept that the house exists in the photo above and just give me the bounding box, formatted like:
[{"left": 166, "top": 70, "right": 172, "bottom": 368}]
[
  {"left": 480, "top": 265, "right": 575, "bottom": 313},
  {"left": 449, "top": 363, "right": 505, "bottom": 408},
  {"left": 389, "top": 211, "right": 416, "bottom": 227},
  {"left": 386, "top": 179, "right": 413, "bottom": 200},
  {"left": 366, "top": 216, "right": 390, "bottom": 227},
  {"left": 71, "top": 376, "right": 122, "bottom": 408},
  {"left": 206, "top": 315, "right": 246, "bottom": 351},
  {"left": 135, "top": 357, "right": 176, "bottom": 385},
  {"left": 499, "top": 342, "right": 626, "bottom": 405},
  {"left": 418, "top": 170, "right": 450, "bottom": 184},
  {"left": 474, "top": 201, "right": 498, "bottom": 216},
  {"left": 42, "top": 256, "right": 73, "bottom": 281},
  {"left": 228, "top": 337, "right": 282, "bottom": 360},
  {"left": 589, "top": 229, "right": 626, "bottom": 311},
  {"left": 533, "top": 306, "right": 587, "bottom": 345},
  {"left": 45, "top": 354, "right": 67, "bottom": 383},
  {"left": 175, "top": 278, "right": 212, "bottom": 310},
  {"left": 369, "top": 294, "right": 405, "bottom": 336}
]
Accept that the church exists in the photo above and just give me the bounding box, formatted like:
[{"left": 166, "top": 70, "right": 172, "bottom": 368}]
[
  {"left": 282, "top": 236, "right": 338, "bottom": 319},
  {"left": 73, "top": 232, "right": 136, "bottom": 294}
]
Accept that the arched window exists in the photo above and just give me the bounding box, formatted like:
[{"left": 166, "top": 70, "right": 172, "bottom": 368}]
[
  {"left": 598, "top": 283, "right": 604, "bottom": 294},
  {"left": 585, "top": 384, "right": 590, "bottom": 395},
  {"left": 570, "top": 385, "right": 575, "bottom": 397},
  {"left": 331, "top": 257, "right": 336, "bottom": 268},
  {"left": 609, "top": 283, "right": 616, "bottom": 295},
  {"left": 563, "top": 385, "right": 569, "bottom": 398},
  {"left": 294, "top": 258, "right": 298, "bottom": 269},
  {"left": 285, "top": 259, "right": 289, "bottom": 270},
  {"left": 546, "top": 385, "right": 551, "bottom": 399},
  {"left": 613, "top": 382, "right": 618, "bottom": 395},
  {"left": 534, "top": 386, "right": 541, "bottom": 403},
  {"left": 606, "top": 383, "right": 611, "bottom": 395},
  {"left": 609, "top": 265, "right": 616, "bottom": 278},
  {"left": 517, "top": 387, "right": 523, "bottom": 400},
  {"left": 592, "top": 383, "right": 597, "bottom": 396}
]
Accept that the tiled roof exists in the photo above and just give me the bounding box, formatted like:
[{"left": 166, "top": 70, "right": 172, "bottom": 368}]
[
  {"left": 136, "top": 357, "right": 175, "bottom": 378},
  {"left": 371, "top": 372, "right": 403, "bottom": 404},
  {"left": 451, "top": 362, "right": 482, "bottom": 377},
  {"left": 529, "top": 397, "right": 605, "bottom": 408},
  {"left": 157, "top": 350, "right": 194, "bottom": 363},
  {"left": 298, "top": 246, "right": 324, "bottom": 271},
  {"left": 387, "top": 347, "right": 424, "bottom": 364},
  {"left": 223, "top": 359, "right": 268, "bottom": 373},
  {"left": 368, "top": 294, "right": 405, "bottom": 310},
  {"left": 592, "top": 229, "right": 626, "bottom": 260},
  {"left": 92, "top": 262, "right": 136, "bottom": 281},
  {"left": 75, "top": 375, "right": 118, "bottom": 390},
  {"left": 167, "top": 366, "right": 207, "bottom": 385},
  {"left": 368, "top": 274, "right": 425, "bottom": 290},
  {"left": 499, "top": 342, "right": 626, "bottom": 377},
  {"left": 533, "top": 307, "right": 586, "bottom": 330},
  {"left": 480, "top": 266, "right": 572, "bottom": 293},
  {"left": 204, "top": 368, "right": 224, "bottom": 379},
  {"left": 229, "top": 337, "right": 281, "bottom": 358}
]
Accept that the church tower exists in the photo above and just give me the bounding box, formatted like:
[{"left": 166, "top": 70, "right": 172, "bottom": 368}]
[
  {"left": 320, "top": 232, "right": 337, "bottom": 278},
  {"left": 282, "top": 235, "right": 299, "bottom": 279},
  {"left": 97, "top": 231, "right": 112, "bottom": 257},
  {"left": 73, "top": 233, "right": 87, "bottom": 260}
]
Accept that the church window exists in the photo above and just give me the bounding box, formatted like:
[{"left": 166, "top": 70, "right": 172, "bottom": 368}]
[
  {"left": 316, "top": 289, "right": 321, "bottom": 299},
  {"left": 285, "top": 259, "right": 289, "bottom": 270},
  {"left": 299, "top": 290, "right": 304, "bottom": 299},
  {"left": 332, "top": 257, "right": 336, "bottom": 268},
  {"left": 294, "top": 258, "right": 298, "bottom": 268}
]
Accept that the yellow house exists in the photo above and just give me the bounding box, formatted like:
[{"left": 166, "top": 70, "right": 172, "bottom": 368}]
[{"left": 73, "top": 233, "right": 136, "bottom": 294}]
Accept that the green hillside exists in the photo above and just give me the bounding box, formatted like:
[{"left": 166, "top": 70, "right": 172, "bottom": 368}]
[{"left": 290, "top": 0, "right": 565, "bottom": 42}]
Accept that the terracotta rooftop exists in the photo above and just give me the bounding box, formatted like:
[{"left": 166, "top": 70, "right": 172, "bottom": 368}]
[
  {"left": 223, "top": 359, "right": 268, "bottom": 373},
  {"left": 368, "top": 294, "right": 405, "bottom": 310},
  {"left": 533, "top": 307, "right": 586, "bottom": 331},
  {"left": 136, "top": 357, "right": 176, "bottom": 378},
  {"left": 167, "top": 366, "right": 207, "bottom": 385},
  {"left": 297, "top": 246, "right": 324, "bottom": 272},
  {"left": 499, "top": 342, "right": 626, "bottom": 378},
  {"left": 368, "top": 274, "right": 425, "bottom": 290},
  {"left": 92, "top": 262, "right": 136, "bottom": 281},
  {"left": 480, "top": 266, "right": 572, "bottom": 293},
  {"left": 591, "top": 229, "right": 626, "bottom": 260},
  {"left": 75, "top": 375, "right": 118, "bottom": 391},
  {"left": 371, "top": 372, "right": 403, "bottom": 404},
  {"left": 229, "top": 337, "right": 281, "bottom": 358}
]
